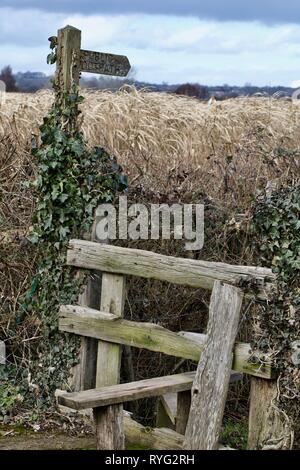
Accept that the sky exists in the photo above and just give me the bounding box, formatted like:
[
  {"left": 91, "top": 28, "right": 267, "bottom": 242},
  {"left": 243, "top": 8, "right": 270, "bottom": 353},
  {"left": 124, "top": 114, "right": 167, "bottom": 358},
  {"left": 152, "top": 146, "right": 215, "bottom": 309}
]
[{"left": 1, "top": 1, "right": 300, "bottom": 86}]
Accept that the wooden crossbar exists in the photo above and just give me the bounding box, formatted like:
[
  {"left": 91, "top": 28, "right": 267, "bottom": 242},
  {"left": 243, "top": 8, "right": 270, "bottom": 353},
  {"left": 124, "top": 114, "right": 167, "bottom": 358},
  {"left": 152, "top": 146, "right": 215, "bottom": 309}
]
[
  {"left": 59, "top": 305, "right": 274, "bottom": 379},
  {"left": 58, "top": 370, "right": 241, "bottom": 411},
  {"left": 67, "top": 239, "right": 276, "bottom": 299}
]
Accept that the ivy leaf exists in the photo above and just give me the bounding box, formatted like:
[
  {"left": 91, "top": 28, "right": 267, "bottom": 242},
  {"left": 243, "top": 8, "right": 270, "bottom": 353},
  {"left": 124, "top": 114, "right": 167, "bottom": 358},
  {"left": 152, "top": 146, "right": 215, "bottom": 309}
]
[
  {"left": 71, "top": 140, "right": 84, "bottom": 156},
  {"left": 59, "top": 226, "right": 70, "bottom": 239},
  {"left": 26, "top": 232, "right": 40, "bottom": 244},
  {"left": 118, "top": 174, "right": 128, "bottom": 190},
  {"left": 47, "top": 52, "right": 57, "bottom": 65},
  {"left": 59, "top": 193, "right": 69, "bottom": 203}
]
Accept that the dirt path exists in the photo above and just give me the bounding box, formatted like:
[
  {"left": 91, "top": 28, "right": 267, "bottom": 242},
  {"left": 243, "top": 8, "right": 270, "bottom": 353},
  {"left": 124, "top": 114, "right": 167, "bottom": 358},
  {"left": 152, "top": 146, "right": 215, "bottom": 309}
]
[{"left": 0, "top": 431, "right": 95, "bottom": 450}]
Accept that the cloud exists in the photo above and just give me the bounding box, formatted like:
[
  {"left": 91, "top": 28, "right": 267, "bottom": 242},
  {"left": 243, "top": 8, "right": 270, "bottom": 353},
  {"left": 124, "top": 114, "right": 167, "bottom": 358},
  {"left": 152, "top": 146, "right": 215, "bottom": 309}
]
[
  {"left": 1, "top": 8, "right": 300, "bottom": 86},
  {"left": 1, "top": 1, "right": 300, "bottom": 24},
  {"left": 63, "top": 13, "right": 300, "bottom": 55},
  {"left": 0, "top": 8, "right": 64, "bottom": 47}
]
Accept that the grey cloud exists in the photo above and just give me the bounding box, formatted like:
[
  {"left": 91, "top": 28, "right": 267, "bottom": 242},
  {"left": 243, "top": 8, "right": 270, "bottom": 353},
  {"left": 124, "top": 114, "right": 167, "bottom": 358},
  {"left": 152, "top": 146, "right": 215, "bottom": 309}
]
[{"left": 1, "top": 0, "right": 300, "bottom": 24}]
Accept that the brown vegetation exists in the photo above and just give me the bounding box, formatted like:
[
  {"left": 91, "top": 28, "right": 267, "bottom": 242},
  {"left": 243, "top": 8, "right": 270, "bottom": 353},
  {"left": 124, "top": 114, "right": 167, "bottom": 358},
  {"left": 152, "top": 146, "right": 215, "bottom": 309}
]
[{"left": 1, "top": 88, "right": 299, "bottom": 424}]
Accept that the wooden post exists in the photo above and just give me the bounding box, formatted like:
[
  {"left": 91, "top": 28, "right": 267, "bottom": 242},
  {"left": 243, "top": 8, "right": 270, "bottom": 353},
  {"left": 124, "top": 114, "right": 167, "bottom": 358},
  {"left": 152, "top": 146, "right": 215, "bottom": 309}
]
[
  {"left": 56, "top": 25, "right": 81, "bottom": 93},
  {"left": 248, "top": 378, "right": 292, "bottom": 450},
  {"left": 93, "top": 273, "right": 126, "bottom": 450},
  {"left": 93, "top": 404, "right": 124, "bottom": 450},
  {"left": 156, "top": 394, "right": 176, "bottom": 430},
  {"left": 56, "top": 25, "right": 85, "bottom": 392},
  {"left": 70, "top": 205, "right": 102, "bottom": 391},
  {"left": 176, "top": 391, "right": 191, "bottom": 435},
  {"left": 183, "top": 281, "right": 243, "bottom": 450}
]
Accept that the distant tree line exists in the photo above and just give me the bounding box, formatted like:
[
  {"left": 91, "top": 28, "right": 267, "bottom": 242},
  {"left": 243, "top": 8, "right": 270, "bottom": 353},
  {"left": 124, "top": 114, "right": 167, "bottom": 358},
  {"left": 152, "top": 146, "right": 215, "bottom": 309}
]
[
  {"left": 0, "top": 66, "right": 18, "bottom": 92},
  {"left": 174, "top": 83, "right": 209, "bottom": 100},
  {"left": 0, "top": 65, "right": 296, "bottom": 101}
]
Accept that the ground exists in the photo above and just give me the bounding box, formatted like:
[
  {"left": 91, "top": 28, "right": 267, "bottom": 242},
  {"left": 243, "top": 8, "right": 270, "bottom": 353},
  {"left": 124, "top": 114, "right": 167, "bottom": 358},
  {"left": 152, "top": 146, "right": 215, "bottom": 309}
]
[{"left": 0, "top": 418, "right": 248, "bottom": 450}]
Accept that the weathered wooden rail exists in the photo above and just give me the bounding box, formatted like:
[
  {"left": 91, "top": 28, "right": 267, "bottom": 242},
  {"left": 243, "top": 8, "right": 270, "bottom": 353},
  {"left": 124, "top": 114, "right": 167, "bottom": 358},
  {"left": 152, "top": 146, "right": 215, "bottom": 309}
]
[
  {"left": 67, "top": 239, "right": 275, "bottom": 299},
  {"left": 59, "top": 305, "right": 272, "bottom": 379},
  {"left": 57, "top": 238, "right": 277, "bottom": 450}
]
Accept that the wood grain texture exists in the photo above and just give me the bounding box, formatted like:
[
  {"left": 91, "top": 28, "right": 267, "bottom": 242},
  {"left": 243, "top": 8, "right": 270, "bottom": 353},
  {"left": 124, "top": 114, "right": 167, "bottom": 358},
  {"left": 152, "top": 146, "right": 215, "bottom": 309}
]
[
  {"left": 74, "top": 216, "right": 102, "bottom": 390},
  {"left": 96, "top": 274, "right": 125, "bottom": 388},
  {"left": 156, "top": 393, "right": 177, "bottom": 429},
  {"left": 80, "top": 50, "right": 130, "bottom": 76},
  {"left": 179, "top": 331, "right": 273, "bottom": 379},
  {"left": 59, "top": 372, "right": 196, "bottom": 410},
  {"left": 80, "top": 212, "right": 111, "bottom": 389},
  {"left": 125, "top": 412, "right": 183, "bottom": 450},
  {"left": 176, "top": 391, "right": 191, "bottom": 435},
  {"left": 56, "top": 26, "right": 81, "bottom": 93},
  {"left": 58, "top": 370, "right": 241, "bottom": 410},
  {"left": 93, "top": 404, "right": 124, "bottom": 450},
  {"left": 94, "top": 273, "right": 125, "bottom": 450},
  {"left": 184, "top": 281, "right": 243, "bottom": 450},
  {"left": 248, "top": 378, "right": 292, "bottom": 450},
  {"left": 67, "top": 239, "right": 275, "bottom": 299},
  {"left": 59, "top": 305, "right": 273, "bottom": 379}
]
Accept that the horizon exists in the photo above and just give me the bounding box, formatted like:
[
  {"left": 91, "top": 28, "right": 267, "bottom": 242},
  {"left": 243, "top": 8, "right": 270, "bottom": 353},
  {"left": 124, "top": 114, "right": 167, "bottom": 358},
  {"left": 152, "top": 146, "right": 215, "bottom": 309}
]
[{"left": 6, "top": 68, "right": 300, "bottom": 90}]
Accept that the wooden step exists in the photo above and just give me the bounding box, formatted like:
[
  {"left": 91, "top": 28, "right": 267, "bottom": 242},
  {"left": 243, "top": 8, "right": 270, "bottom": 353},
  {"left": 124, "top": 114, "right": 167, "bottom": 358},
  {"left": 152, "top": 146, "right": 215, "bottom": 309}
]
[{"left": 58, "top": 370, "right": 242, "bottom": 411}]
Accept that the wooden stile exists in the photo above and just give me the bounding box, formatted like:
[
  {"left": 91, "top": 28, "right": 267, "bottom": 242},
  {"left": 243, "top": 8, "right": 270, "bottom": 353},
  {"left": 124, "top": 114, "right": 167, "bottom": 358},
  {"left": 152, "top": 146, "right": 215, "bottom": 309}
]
[
  {"left": 53, "top": 25, "right": 255, "bottom": 450},
  {"left": 53, "top": 26, "right": 283, "bottom": 451}
]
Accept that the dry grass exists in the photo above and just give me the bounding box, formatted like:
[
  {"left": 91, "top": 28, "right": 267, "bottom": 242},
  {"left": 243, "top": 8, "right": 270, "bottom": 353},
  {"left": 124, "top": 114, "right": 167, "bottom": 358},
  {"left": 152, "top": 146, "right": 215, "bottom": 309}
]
[
  {"left": 1, "top": 88, "right": 299, "bottom": 421},
  {"left": 1, "top": 87, "right": 300, "bottom": 204}
]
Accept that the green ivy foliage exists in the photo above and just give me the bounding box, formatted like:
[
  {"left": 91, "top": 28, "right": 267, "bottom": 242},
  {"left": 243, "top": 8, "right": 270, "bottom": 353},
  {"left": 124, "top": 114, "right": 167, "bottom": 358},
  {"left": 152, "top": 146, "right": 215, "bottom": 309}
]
[
  {"left": 253, "top": 185, "right": 300, "bottom": 280},
  {"left": 252, "top": 183, "right": 300, "bottom": 446},
  {"left": 14, "top": 43, "right": 127, "bottom": 407},
  {"left": 28, "top": 94, "right": 127, "bottom": 249}
]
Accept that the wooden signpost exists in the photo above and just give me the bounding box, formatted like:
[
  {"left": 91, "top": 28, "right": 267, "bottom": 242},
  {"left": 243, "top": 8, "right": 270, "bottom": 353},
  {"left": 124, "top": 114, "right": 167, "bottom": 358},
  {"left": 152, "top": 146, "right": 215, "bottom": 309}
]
[
  {"left": 55, "top": 25, "right": 131, "bottom": 93},
  {"left": 54, "top": 25, "right": 131, "bottom": 392}
]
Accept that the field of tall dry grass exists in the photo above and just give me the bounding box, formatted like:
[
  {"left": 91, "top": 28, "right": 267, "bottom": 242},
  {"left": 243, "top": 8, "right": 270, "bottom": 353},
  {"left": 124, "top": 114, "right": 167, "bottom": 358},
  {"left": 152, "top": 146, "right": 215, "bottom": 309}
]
[
  {"left": 1, "top": 87, "right": 300, "bottom": 233},
  {"left": 1, "top": 88, "right": 299, "bottom": 427}
]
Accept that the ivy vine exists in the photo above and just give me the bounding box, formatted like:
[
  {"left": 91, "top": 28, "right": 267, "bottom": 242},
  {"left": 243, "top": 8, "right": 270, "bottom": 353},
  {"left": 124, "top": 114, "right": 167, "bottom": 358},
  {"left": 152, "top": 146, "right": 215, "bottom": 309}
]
[
  {"left": 16, "top": 38, "right": 127, "bottom": 406},
  {"left": 252, "top": 182, "right": 300, "bottom": 448}
]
